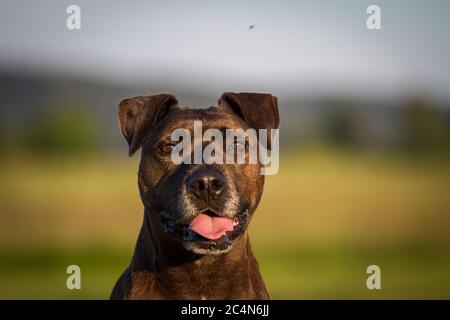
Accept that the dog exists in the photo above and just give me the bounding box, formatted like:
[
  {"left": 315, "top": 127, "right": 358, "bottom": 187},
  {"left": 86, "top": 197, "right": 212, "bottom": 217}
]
[{"left": 110, "top": 92, "right": 279, "bottom": 299}]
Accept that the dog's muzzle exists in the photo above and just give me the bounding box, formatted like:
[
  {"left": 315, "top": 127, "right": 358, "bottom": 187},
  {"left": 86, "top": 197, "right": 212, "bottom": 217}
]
[{"left": 157, "top": 167, "right": 249, "bottom": 255}]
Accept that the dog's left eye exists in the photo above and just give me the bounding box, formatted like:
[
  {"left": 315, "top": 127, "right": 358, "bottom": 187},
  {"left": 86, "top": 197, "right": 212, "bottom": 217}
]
[{"left": 160, "top": 144, "right": 174, "bottom": 154}]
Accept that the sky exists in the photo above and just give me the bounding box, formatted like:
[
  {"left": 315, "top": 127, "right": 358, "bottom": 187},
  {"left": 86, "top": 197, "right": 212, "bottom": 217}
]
[{"left": 1, "top": 0, "right": 450, "bottom": 100}]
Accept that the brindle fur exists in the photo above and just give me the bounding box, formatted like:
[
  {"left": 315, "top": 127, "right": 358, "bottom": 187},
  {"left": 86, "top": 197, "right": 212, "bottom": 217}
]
[{"left": 111, "top": 92, "right": 279, "bottom": 300}]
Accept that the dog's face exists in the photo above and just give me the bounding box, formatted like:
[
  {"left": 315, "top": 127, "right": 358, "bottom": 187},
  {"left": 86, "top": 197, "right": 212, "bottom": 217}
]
[{"left": 118, "top": 93, "right": 279, "bottom": 255}]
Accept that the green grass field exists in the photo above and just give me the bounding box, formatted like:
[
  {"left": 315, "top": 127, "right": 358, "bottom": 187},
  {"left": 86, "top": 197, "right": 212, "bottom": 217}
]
[{"left": 1, "top": 149, "right": 449, "bottom": 299}]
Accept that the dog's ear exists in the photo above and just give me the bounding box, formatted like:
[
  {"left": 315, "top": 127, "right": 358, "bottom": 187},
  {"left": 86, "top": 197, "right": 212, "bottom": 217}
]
[
  {"left": 219, "top": 92, "right": 279, "bottom": 131},
  {"left": 219, "top": 92, "right": 279, "bottom": 147},
  {"left": 118, "top": 93, "right": 178, "bottom": 157}
]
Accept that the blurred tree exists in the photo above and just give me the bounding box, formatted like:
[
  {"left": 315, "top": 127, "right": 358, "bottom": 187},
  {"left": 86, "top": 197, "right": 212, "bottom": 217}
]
[
  {"left": 0, "top": 122, "right": 5, "bottom": 156},
  {"left": 401, "top": 96, "right": 450, "bottom": 153},
  {"left": 322, "top": 100, "right": 376, "bottom": 149},
  {"left": 25, "top": 101, "right": 100, "bottom": 154}
]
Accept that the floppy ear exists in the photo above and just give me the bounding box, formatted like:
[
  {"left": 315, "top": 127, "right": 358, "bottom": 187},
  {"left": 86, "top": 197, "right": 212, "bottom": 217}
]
[
  {"left": 118, "top": 93, "right": 178, "bottom": 157},
  {"left": 219, "top": 92, "right": 279, "bottom": 147},
  {"left": 219, "top": 92, "right": 279, "bottom": 130}
]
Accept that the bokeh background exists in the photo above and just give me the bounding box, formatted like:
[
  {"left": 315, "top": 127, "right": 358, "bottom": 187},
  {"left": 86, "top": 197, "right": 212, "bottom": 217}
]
[{"left": 1, "top": 0, "right": 450, "bottom": 299}]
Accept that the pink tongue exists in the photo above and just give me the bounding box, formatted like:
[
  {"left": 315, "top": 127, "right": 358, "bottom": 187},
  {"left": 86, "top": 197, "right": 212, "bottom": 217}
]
[{"left": 189, "top": 213, "right": 237, "bottom": 240}]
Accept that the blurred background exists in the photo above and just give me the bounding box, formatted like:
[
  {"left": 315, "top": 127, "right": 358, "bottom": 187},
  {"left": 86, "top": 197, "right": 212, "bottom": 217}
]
[{"left": 1, "top": 0, "right": 450, "bottom": 299}]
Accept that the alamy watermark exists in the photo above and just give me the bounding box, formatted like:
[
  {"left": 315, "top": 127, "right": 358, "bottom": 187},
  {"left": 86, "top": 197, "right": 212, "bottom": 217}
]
[
  {"left": 66, "top": 5, "right": 81, "bottom": 30},
  {"left": 169, "top": 121, "right": 279, "bottom": 175},
  {"left": 65, "top": 4, "right": 381, "bottom": 32},
  {"left": 366, "top": 265, "right": 381, "bottom": 290},
  {"left": 66, "top": 265, "right": 81, "bottom": 290},
  {"left": 366, "top": 5, "right": 381, "bottom": 30}
]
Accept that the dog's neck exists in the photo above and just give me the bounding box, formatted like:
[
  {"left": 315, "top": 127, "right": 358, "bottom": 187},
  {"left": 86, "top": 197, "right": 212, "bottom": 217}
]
[{"left": 127, "top": 209, "right": 263, "bottom": 299}]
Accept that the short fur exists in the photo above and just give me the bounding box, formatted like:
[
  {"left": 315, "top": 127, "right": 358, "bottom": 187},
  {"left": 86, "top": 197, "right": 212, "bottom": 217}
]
[{"left": 111, "top": 92, "right": 279, "bottom": 300}]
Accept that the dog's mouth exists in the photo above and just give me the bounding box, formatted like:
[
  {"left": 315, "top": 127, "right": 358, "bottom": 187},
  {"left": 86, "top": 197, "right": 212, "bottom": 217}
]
[{"left": 160, "top": 209, "right": 250, "bottom": 254}]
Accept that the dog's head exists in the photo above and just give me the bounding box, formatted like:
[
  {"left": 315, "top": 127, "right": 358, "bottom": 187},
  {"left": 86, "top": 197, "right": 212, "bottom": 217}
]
[{"left": 117, "top": 92, "right": 279, "bottom": 255}]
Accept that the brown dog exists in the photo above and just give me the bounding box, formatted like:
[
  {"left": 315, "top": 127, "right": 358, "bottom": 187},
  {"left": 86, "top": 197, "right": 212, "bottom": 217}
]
[{"left": 110, "top": 92, "right": 279, "bottom": 299}]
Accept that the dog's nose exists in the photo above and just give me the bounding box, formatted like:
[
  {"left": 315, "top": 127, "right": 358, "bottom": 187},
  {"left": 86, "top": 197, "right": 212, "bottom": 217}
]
[{"left": 187, "top": 169, "right": 226, "bottom": 202}]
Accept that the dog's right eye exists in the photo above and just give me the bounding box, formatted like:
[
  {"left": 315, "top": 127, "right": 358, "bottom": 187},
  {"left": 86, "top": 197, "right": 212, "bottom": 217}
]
[{"left": 160, "top": 144, "right": 174, "bottom": 154}]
